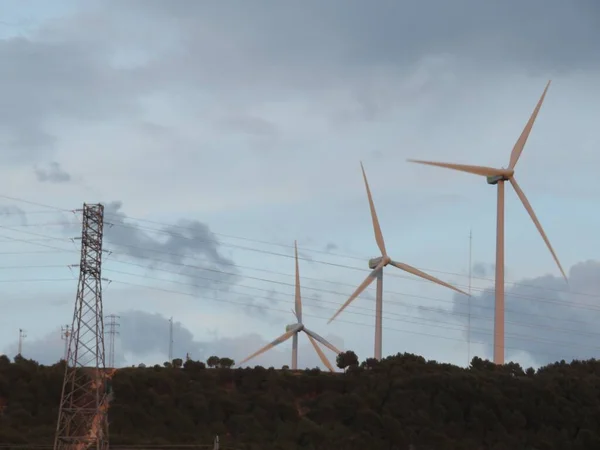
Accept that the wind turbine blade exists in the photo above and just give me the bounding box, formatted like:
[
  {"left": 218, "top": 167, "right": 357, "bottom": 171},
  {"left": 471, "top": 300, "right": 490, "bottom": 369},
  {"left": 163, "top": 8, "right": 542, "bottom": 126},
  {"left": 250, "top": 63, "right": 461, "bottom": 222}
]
[
  {"left": 360, "top": 162, "right": 387, "bottom": 256},
  {"left": 327, "top": 262, "right": 385, "bottom": 324},
  {"left": 294, "top": 240, "right": 302, "bottom": 322},
  {"left": 303, "top": 328, "right": 342, "bottom": 354},
  {"left": 237, "top": 328, "right": 298, "bottom": 366},
  {"left": 389, "top": 260, "right": 469, "bottom": 296},
  {"left": 407, "top": 160, "right": 506, "bottom": 178},
  {"left": 508, "top": 80, "right": 551, "bottom": 170},
  {"left": 306, "top": 334, "right": 336, "bottom": 372},
  {"left": 509, "top": 177, "right": 567, "bottom": 281}
]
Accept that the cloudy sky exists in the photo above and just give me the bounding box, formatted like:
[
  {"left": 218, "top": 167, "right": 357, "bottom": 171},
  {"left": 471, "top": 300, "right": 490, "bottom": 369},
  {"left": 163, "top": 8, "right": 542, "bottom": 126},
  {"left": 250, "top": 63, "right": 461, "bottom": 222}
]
[{"left": 1, "top": 0, "right": 599, "bottom": 371}]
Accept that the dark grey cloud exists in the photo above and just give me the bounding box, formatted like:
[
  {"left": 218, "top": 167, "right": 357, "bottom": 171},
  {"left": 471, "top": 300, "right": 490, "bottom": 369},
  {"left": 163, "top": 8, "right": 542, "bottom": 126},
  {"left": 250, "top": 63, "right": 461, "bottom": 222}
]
[
  {"left": 6, "top": 310, "right": 343, "bottom": 369},
  {"left": 215, "top": 114, "right": 278, "bottom": 137},
  {"left": 118, "top": 0, "right": 600, "bottom": 91},
  {"left": 472, "top": 262, "right": 494, "bottom": 278},
  {"left": 324, "top": 242, "right": 338, "bottom": 252},
  {"left": 424, "top": 260, "right": 600, "bottom": 365},
  {"left": 119, "top": 310, "right": 200, "bottom": 363},
  {"left": 237, "top": 289, "right": 287, "bottom": 324},
  {"left": 34, "top": 161, "right": 71, "bottom": 183},
  {"left": 56, "top": 201, "right": 291, "bottom": 322},
  {"left": 116, "top": 310, "right": 344, "bottom": 369},
  {"left": 1, "top": 1, "right": 598, "bottom": 164},
  {"left": 0, "top": 205, "right": 27, "bottom": 225},
  {"left": 3, "top": 326, "right": 66, "bottom": 364},
  {"left": 0, "top": 32, "right": 147, "bottom": 162},
  {"left": 102, "top": 201, "right": 239, "bottom": 292}
]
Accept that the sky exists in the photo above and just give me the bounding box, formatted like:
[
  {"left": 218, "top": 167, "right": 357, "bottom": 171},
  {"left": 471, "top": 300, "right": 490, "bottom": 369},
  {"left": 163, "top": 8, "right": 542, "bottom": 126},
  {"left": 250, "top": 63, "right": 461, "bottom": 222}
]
[{"left": 1, "top": 0, "right": 599, "bottom": 371}]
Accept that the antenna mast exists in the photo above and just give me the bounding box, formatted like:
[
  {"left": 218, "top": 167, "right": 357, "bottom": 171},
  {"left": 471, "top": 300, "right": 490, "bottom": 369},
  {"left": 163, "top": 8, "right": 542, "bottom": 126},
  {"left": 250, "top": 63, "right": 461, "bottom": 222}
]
[
  {"left": 467, "top": 229, "right": 473, "bottom": 366},
  {"left": 17, "top": 329, "right": 26, "bottom": 356},
  {"left": 54, "top": 203, "right": 110, "bottom": 450},
  {"left": 168, "top": 317, "right": 174, "bottom": 362},
  {"left": 105, "top": 314, "right": 120, "bottom": 369}
]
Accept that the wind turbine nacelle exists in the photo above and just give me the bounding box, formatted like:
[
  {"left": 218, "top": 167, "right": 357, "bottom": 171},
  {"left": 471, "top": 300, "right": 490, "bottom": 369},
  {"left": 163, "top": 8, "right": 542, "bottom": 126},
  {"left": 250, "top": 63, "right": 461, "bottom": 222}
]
[
  {"left": 368, "top": 256, "right": 383, "bottom": 269},
  {"left": 486, "top": 175, "right": 509, "bottom": 185},
  {"left": 286, "top": 324, "right": 302, "bottom": 333}
]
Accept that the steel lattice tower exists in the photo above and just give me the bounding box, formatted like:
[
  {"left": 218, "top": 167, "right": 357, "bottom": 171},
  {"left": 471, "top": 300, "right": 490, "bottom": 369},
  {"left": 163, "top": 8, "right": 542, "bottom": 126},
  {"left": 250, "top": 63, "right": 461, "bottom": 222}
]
[
  {"left": 104, "top": 315, "right": 120, "bottom": 369},
  {"left": 54, "top": 203, "right": 110, "bottom": 450}
]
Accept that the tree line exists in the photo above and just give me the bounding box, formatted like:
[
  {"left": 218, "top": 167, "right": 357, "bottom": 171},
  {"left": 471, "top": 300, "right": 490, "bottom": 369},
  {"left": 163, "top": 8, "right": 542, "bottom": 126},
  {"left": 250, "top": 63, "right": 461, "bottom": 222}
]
[{"left": 1, "top": 351, "right": 600, "bottom": 449}]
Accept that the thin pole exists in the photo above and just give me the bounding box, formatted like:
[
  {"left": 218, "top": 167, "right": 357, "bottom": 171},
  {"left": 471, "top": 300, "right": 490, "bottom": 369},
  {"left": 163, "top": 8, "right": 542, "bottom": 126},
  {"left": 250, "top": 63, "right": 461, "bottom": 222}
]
[
  {"left": 18, "top": 329, "right": 26, "bottom": 356},
  {"left": 467, "top": 229, "right": 472, "bottom": 366},
  {"left": 168, "top": 317, "right": 174, "bottom": 363},
  {"left": 61, "top": 325, "right": 71, "bottom": 361}
]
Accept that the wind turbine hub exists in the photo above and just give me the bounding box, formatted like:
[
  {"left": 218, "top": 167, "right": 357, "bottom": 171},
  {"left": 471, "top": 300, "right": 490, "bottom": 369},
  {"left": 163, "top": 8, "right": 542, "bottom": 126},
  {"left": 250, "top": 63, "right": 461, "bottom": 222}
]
[{"left": 368, "top": 256, "right": 384, "bottom": 269}]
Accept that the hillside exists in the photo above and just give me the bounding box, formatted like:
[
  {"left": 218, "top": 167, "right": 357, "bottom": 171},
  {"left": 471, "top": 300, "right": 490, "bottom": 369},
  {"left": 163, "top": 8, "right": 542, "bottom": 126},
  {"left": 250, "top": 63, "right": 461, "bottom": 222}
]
[{"left": 1, "top": 353, "right": 600, "bottom": 450}]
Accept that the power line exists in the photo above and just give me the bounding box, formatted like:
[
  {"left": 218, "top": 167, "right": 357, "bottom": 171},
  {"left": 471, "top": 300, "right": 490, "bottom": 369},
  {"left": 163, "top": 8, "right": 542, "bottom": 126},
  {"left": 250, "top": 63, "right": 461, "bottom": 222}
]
[
  {"left": 0, "top": 206, "right": 596, "bottom": 304},
  {"left": 104, "top": 277, "right": 600, "bottom": 362},
  {"left": 4, "top": 219, "right": 592, "bottom": 313},
  {"left": 1, "top": 224, "right": 599, "bottom": 340},
  {"left": 0, "top": 197, "right": 599, "bottom": 361},
  {"left": 0, "top": 254, "right": 593, "bottom": 355},
  {"left": 0, "top": 265, "right": 594, "bottom": 362},
  {"left": 103, "top": 212, "right": 584, "bottom": 297},
  {"left": 1, "top": 222, "right": 594, "bottom": 322},
  {"left": 101, "top": 266, "right": 600, "bottom": 350},
  {"left": 99, "top": 261, "right": 599, "bottom": 339},
  {"left": 1, "top": 226, "right": 600, "bottom": 331},
  {"left": 102, "top": 218, "right": 600, "bottom": 305},
  {"left": 0, "top": 192, "right": 583, "bottom": 295}
]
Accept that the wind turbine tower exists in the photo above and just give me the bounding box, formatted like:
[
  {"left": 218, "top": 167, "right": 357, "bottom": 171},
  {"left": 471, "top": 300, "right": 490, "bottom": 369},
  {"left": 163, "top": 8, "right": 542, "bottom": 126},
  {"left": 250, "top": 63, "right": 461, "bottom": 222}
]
[
  {"left": 408, "top": 80, "right": 567, "bottom": 365},
  {"left": 328, "top": 163, "right": 469, "bottom": 361},
  {"left": 237, "top": 241, "right": 341, "bottom": 371}
]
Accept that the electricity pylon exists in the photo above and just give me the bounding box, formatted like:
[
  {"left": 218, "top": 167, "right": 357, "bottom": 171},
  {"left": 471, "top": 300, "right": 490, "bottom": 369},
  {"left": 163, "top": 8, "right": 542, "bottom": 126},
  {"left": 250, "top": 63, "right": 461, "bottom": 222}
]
[{"left": 54, "top": 203, "right": 110, "bottom": 450}]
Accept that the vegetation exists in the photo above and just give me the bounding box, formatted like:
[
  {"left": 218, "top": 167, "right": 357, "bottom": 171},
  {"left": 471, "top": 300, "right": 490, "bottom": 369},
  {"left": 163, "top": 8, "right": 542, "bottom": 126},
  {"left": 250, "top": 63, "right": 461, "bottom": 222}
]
[{"left": 2, "top": 352, "right": 600, "bottom": 449}]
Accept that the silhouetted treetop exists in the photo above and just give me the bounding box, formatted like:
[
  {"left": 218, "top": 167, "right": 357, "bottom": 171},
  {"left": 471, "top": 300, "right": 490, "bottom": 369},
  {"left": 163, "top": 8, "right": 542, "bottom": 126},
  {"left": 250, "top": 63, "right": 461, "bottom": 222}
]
[{"left": 1, "top": 352, "right": 600, "bottom": 449}]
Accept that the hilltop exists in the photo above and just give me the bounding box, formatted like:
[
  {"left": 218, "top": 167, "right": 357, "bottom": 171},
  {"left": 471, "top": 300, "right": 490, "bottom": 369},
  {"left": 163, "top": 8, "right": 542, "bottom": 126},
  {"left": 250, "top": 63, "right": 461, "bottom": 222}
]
[{"left": 1, "top": 353, "right": 600, "bottom": 449}]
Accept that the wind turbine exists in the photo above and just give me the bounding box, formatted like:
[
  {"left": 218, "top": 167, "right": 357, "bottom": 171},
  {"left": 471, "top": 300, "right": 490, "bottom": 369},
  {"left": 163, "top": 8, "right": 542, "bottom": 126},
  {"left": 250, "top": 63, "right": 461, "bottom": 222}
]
[
  {"left": 327, "top": 162, "right": 469, "bottom": 361},
  {"left": 237, "top": 241, "right": 341, "bottom": 371},
  {"left": 407, "top": 80, "right": 567, "bottom": 365}
]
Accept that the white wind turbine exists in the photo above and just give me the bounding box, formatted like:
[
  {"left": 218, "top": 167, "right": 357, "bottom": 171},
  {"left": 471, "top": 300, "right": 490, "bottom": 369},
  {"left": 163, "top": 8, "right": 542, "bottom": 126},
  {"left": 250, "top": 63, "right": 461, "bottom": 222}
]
[
  {"left": 237, "top": 241, "right": 342, "bottom": 371},
  {"left": 328, "top": 162, "right": 469, "bottom": 361},
  {"left": 408, "top": 80, "right": 567, "bottom": 365}
]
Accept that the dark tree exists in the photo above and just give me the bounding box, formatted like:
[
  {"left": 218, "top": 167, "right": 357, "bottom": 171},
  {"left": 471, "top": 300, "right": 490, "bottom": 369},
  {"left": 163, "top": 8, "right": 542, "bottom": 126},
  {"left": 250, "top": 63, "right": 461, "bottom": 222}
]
[
  {"left": 362, "top": 357, "right": 379, "bottom": 370},
  {"left": 336, "top": 350, "right": 359, "bottom": 372},
  {"left": 172, "top": 358, "right": 183, "bottom": 369},
  {"left": 183, "top": 359, "right": 206, "bottom": 371},
  {"left": 207, "top": 355, "right": 220, "bottom": 368},
  {"left": 1, "top": 352, "right": 600, "bottom": 449},
  {"left": 218, "top": 357, "right": 235, "bottom": 369}
]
